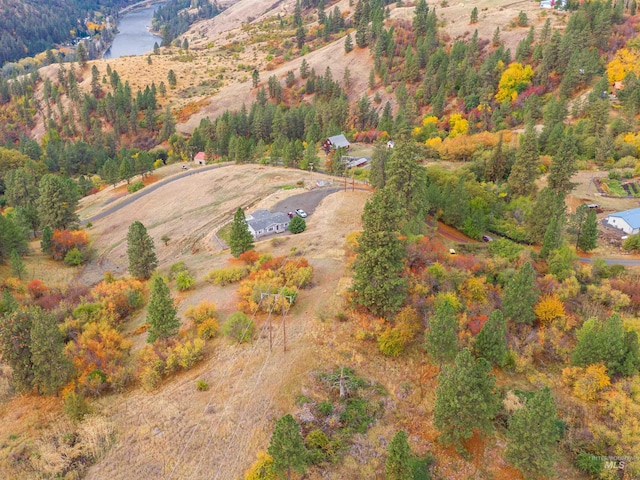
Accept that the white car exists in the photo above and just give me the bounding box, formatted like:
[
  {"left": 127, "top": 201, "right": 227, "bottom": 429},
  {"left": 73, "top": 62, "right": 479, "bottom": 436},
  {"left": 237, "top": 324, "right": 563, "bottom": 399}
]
[{"left": 295, "top": 209, "right": 308, "bottom": 218}]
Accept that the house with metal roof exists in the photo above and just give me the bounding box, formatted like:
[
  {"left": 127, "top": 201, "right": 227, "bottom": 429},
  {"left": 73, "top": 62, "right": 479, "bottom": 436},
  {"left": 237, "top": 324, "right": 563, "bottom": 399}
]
[
  {"left": 323, "top": 134, "right": 351, "bottom": 153},
  {"left": 606, "top": 207, "right": 640, "bottom": 235},
  {"left": 245, "top": 210, "right": 291, "bottom": 238}
]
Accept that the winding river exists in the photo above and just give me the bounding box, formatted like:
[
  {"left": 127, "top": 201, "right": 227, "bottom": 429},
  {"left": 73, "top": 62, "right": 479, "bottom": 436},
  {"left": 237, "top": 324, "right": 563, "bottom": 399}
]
[{"left": 103, "top": 2, "right": 166, "bottom": 59}]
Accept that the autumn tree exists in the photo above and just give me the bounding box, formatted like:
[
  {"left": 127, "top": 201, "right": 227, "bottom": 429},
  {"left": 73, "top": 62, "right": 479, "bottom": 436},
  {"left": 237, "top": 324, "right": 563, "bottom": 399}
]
[
  {"left": 508, "top": 123, "right": 539, "bottom": 197},
  {"left": 146, "top": 276, "right": 179, "bottom": 343},
  {"left": 351, "top": 188, "right": 408, "bottom": 317},
  {"left": 502, "top": 261, "right": 539, "bottom": 324},
  {"left": 386, "top": 430, "right": 412, "bottom": 480},
  {"left": 434, "top": 348, "right": 500, "bottom": 450},
  {"left": 474, "top": 310, "right": 507, "bottom": 367},
  {"left": 229, "top": 208, "right": 254, "bottom": 257},
  {"left": 127, "top": 221, "right": 158, "bottom": 280},
  {"left": 425, "top": 299, "right": 459, "bottom": 365},
  {"left": 267, "top": 414, "right": 308, "bottom": 480},
  {"left": 506, "top": 388, "right": 560, "bottom": 479}
]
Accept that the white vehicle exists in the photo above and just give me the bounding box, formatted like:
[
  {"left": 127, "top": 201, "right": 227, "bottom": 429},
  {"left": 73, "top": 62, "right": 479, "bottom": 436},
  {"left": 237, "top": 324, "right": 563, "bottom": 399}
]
[{"left": 295, "top": 209, "right": 308, "bottom": 218}]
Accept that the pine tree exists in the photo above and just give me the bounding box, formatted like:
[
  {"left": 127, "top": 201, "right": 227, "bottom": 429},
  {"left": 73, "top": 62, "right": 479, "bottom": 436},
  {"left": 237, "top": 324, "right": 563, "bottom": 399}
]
[
  {"left": 370, "top": 144, "right": 389, "bottom": 190},
  {"left": 434, "top": 348, "right": 500, "bottom": 450},
  {"left": 252, "top": 69, "right": 259, "bottom": 88},
  {"left": 146, "top": 276, "right": 179, "bottom": 343},
  {"left": 506, "top": 388, "right": 560, "bottom": 478},
  {"left": 351, "top": 188, "right": 408, "bottom": 317},
  {"left": 268, "top": 414, "right": 308, "bottom": 480},
  {"left": 386, "top": 430, "right": 412, "bottom": 480},
  {"left": 539, "top": 195, "right": 565, "bottom": 259},
  {"left": 425, "top": 299, "right": 459, "bottom": 365},
  {"left": 167, "top": 69, "right": 177, "bottom": 88},
  {"left": 344, "top": 32, "right": 354, "bottom": 53},
  {"left": 9, "top": 249, "right": 26, "bottom": 280},
  {"left": 474, "top": 310, "right": 507, "bottom": 367},
  {"left": 508, "top": 123, "right": 539, "bottom": 197},
  {"left": 229, "top": 208, "right": 254, "bottom": 257},
  {"left": 119, "top": 157, "right": 134, "bottom": 184},
  {"left": 127, "top": 221, "right": 158, "bottom": 280},
  {"left": 0, "top": 308, "right": 34, "bottom": 391},
  {"left": 37, "top": 174, "right": 79, "bottom": 230},
  {"left": 547, "top": 130, "right": 577, "bottom": 195},
  {"left": 41, "top": 225, "right": 53, "bottom": 254},
  {"left": 492, "top": 27, "right": 501, "bottom": 47},
  {"left": 386, "top": 142, "right": 428, "bottom": 228},
  {"left": 30, "top": 307, "right": 72, "bottom": 394},
  {"left": 502, "top": 262, "right": 539, "bottom": 324},
  {"left": 578, "top": 209, "right": 598, "bottom": 252},
  {"left": 76, "top": 43, "right": 88, "bottom": 69},
  {"left": 470, "top": 7, "right": 478, "bottom": 24}
]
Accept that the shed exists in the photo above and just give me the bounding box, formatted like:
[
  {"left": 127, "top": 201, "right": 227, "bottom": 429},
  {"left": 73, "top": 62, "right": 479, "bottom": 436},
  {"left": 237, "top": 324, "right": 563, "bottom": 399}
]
[
  {"left": 194, "top": 152, "right": 206, "bottom": 165},
  {"left": 606, "top": 207, "right": 640, "bottom": 235},
  {"left": 246, "top": 210, "right": 291, "bottom": 238}
]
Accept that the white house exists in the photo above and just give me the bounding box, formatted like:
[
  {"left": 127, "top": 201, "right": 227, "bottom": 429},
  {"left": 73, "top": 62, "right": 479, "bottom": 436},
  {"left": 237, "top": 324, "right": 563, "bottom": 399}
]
[
  {"left": 246, "top": 210, "right": 291, "bottom": 238},
  {"left": 606, "top": 207, "right": 640, "bottom": 235},
  {"left": 194, "top": 152, "right": 206, "bottom": 165}
]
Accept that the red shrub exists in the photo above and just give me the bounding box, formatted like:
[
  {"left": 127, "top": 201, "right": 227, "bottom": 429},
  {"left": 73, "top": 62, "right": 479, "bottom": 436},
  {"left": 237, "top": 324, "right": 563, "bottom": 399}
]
[
  {"left": 238, "top": 250, "right": 259, "bottom": 265},
  {"left": 27, "top": 279, "right": 49, "bottom": 299},
  {"left": 51, "top": 230, "right": 89, "bottom": 260}
]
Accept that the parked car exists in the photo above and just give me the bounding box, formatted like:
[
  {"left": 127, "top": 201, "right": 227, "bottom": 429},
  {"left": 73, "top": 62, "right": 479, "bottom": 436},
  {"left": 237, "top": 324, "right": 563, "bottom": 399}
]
[
  {"left": 449, "top": 248, "right": 456, "bottom": 255},
  {"left": 482, "top": 235, "right": 494, "bottom": 242},
  {"left": 295, "top": 209, "right": 308, "bottom": 218}
]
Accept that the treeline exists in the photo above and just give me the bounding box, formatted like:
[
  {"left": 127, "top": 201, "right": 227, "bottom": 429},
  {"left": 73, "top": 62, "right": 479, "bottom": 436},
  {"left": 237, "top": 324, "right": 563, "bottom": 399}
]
[
  {"left": 0, "top": 0, "right": 132, "bottom": 66},
  {"left": 153, "top": 0, "right": 221, "bottom": 46}
]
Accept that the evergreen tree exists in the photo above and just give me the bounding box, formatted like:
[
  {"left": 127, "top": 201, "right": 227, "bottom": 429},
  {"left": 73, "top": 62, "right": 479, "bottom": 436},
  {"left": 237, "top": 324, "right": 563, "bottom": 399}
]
[
  {"left": 492, "top": 27, "right": 501, "bottom": 47},
  {"left": 76, "top": 42, "right": 88, "bottom": 69},
  {"left": 547, "top": 129, "right": 577, "bottom": 195},
  {"left": 229, "top": 208, "right": 254, "bottom": 257},
  {"left": 578, "top": 208, "right": 598, "bottom": 252},
  {"left": 370, "top": 144, "right": 389, "bottom": 190},
  {"left": 159, "top": 106, "right": 176, "bottom": 142},
  {"left": 508, "top": 123, "right": 539, "bottom": 197},
  {"left": 539, "top": 195, "right": 565, "bottom": 259},
  {"left": 9, "top": 249, "right": 26, "bottom": 280},
  {"left": 351, "top": 188, "right": 408, "bottom": 317},
  {"left": 470, "top": 7, "right": 478, "bottom": 24},
  {"left": 344, "top": 32, "right": 354, "bottom": 53},
  {"left": 425, "top": 299, "right": 459, "bottom": 365},
  {"left": 299, "top": 59, "right": 309, "bottom": 79},
  {"left": 474, "top": 310, "right": 507, "bottom": 367},
  {"left": 268, "top": 414, "right": 308, "bottom": 480},
  {"left": 0, "top": 308, "right": 34, "bottom": 391},
  {"left": 386, "top": 430, "right": 412, "bottom": 480},
  {"left": 506, "top": 388, "right": 560, "bottom": 479},
  {"left": 167, "top": 69, "right": 177, "bottom": 88},
  {"left": 30, "top": 307, "right": 72, "bottom": 394},
  {"left": 252, "top": 69, "right": 259, "bottom": 88},
  {"left": 41, "top": 225, "right": 53, "bottom": 254},
  {"left": 37, "top": 174, "right": 79, "bottom": 230},
  {"left": 146, "top": 276, "right": 179, "bottom": 343},
  {"left": 127, "top": 221, "right": 158, "bottom": 280},
  {"left": 119, "top": 157, "right": 134, "bottom": 184},
  {"left": 572, "top": 314, "right": 640, "bottom": 376},
  {"left": 434, "top": 348, "right": 500, "bottom": 450},
  {"left": 528, "top": 187, "right": 559, "bottom": 244},
  {"left": 502, "top": 262, "right": 539, "bottom": 324}
]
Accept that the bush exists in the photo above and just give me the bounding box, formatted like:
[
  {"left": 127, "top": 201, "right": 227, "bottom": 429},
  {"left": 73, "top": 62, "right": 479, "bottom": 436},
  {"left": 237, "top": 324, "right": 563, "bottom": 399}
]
[
  {"left": 317, "top": 401, "right": 333, "bottom": 416},
  {"left": 488, "top": 238, "right": 523, "bottom": 260},
  {"left": 51, "top": 230, "right": 89, "bottom": 260},
  {"left": 65, "top": 247, "right": 84, "bottom": 266},
  {"left": 127, "top": 180, "right": 144, "bottom": 193},
  {"left": 175, "top": 271, "right": 195, "bottom": 291},
  {"left": 223, "top": 312, "right": 255, "bottom": 343},
  {"left": 205, "top": 266, "right": 249, "bottom": 285},
  {"left": 289, "top": 215, "right": 306, "bottom": 234},
  {"left": 185, "top": 301, "right": 218, "bottom": 324},
  {"left": 64, "top": 391, "right": 91, "bottom": 421},
  {"left": 197, "top": 317, "right": 220, "bottom": 339},
  {"left": 196, "top": 379, "right": 209, "bottom": 391},
  {"left": 170, "top": 261, "right": 189, "bottom": 278}
]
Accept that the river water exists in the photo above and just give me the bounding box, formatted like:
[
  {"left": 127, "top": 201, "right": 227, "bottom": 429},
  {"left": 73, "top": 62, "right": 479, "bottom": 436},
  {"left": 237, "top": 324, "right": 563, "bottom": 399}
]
[{"left": 103, "top": 2, "right": 166, "bottom": 59}]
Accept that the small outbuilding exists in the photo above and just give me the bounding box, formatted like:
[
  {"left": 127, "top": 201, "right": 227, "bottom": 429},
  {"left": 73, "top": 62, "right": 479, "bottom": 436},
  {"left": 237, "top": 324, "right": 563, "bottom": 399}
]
[
  {"left": 194, "top": 152, "right": 206, "bottom": 165},
  {"left": 606, "top": 207, "right": 640, "bottom": 235},
  {"left": 246, "top": 209, "right": 291, "bottom": 238}
]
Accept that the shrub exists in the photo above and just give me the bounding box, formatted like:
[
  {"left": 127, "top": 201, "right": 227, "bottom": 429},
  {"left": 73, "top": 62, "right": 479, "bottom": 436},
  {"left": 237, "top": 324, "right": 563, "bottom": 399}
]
[
  {"left": 185, "top": 301, "right": 218, "bottom": 324},
  {"left": 64, "top": 391, "right": 91, "bottom": 422},
  {"left": 197, "top": 317, "right": 220, "bottom": 339},
  {"left": 27, "top": 279, "right": 49, "bottom": 299},
  {"left": 51, "top": 230, "right": 89, "bottom": 260},
  {"left": 238, "top": 250, "right": 259, "bottom": 265},
  {"left": 196, "top": 379, "right": 209, "bottom": 391},
  {"left": 127, "top": 180, "right": 144, "bottom": 193},
  {"left": 534, "top": 294, "right": 565, "bottom": 326},
  {"left": 317, "top": 401, "right": 333, "bottom": 416},
  {"left": 205, "top": 266, "right": 249, "bottom": 285},
  {"left": 65, "top": 247, "right": 84, "bottom": 266},
  {"left": 223, "top": 312, "right": 255, "bottom": 343},
  {"left": 170, "top": 261, "right": 189, "bottom": 278},
  {"left": 175, "top": 271, "right": 195, "bottom": 291},
  {"left": 244, "top": 451, "right": 275, "bottom": 480},
  {"left": 289, "top": 216, "right": 306, "bottom": 234},
  {"left": 488, "top": 238, "right": 523, "bottom": 260}
]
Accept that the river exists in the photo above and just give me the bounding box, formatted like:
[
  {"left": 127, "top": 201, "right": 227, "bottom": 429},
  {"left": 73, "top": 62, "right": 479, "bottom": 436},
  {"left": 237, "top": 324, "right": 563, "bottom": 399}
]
[{"left": 103, "top": 1, "right": 166, "bottom": 59}]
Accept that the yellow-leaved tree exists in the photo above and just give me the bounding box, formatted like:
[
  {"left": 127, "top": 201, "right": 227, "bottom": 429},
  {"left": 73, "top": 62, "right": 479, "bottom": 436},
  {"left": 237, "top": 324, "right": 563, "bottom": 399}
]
[
  {"left": 534, "top": 293, "right": 565, "bottom": 326},
  {"left": 607, "top": 48, "right": 640, "bottom": 84},
  {"left": 448, "top": 113, "right": 469, "bottom": 138},
  {"left": 495, "top": 63, "right": 534, "bottom": 103}
]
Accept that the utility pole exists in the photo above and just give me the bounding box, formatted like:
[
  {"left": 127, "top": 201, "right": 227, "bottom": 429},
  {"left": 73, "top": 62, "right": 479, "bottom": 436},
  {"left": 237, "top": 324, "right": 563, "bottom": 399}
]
[{"left": 261, "top": 291, "right": 294, "bottom": 351}]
